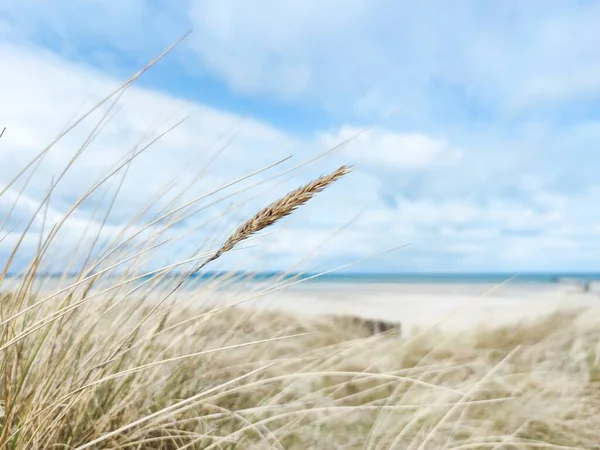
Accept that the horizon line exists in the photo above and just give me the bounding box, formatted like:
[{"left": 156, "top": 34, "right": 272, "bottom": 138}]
[{"left": 6, "top": 271, "right": 600, "bottom": 278}]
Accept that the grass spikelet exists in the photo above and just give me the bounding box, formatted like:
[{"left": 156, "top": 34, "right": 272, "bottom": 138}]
[{"left": 207, "top": 165, "right": 352, "bottom": 264}]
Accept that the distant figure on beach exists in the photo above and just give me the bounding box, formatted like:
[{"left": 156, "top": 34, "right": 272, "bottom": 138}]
[{"left": 557, "top": 277, "right": 592, "bottom": 293}]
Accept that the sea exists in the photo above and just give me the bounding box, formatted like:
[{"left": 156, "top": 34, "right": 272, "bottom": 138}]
[{"left": 3, "top": 271, "right": 600, "bottom": 292}]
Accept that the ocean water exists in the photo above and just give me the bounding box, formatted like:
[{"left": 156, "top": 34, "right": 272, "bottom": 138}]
[
  {"left": 306, "top": 273, "right": 600, "bottom": 284},
  {"left": 3, "top": 271, "right": 600, "bottom": 292}
]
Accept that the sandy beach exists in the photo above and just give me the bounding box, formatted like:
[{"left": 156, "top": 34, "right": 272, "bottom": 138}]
[
  {"left": 170, "top": 280, "right": 600, "bottom": 334},
  {"left": 8, "top": 276, "right": 599, "bottom": 334},
  {"left": 10, "top": 276, "right": 599, "bottom": 334}
]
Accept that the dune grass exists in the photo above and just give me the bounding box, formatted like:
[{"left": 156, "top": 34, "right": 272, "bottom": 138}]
[
  {"left": 1, "top": 42, "right": 600, "bottom": 449},
  {"left": 0, "top": 289, "right": 599, "bottom": 449}
]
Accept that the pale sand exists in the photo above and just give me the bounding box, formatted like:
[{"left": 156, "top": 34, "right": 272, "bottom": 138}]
[
  {"left": 200, "top": 281, "right": 600, "bottom": 333},
  {"left": 8, "top": 278, "right": 600, "bottom": 333}
]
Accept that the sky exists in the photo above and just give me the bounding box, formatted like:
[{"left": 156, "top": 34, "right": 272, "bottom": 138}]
[{"left": 1, "top": 1, "right": 600, "bottom": 274}]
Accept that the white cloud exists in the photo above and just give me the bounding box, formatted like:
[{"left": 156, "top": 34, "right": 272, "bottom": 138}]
[
  {"left": 319, "top": 128, "right": 463, "bottom": 170},
  {"left": 184, "top": 0, "right": 600, "bottom": 116}
]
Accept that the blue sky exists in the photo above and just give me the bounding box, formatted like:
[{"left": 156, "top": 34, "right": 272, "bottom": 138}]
[{"left": 2, "top": 0, "right": 600, "bottom": 274}]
